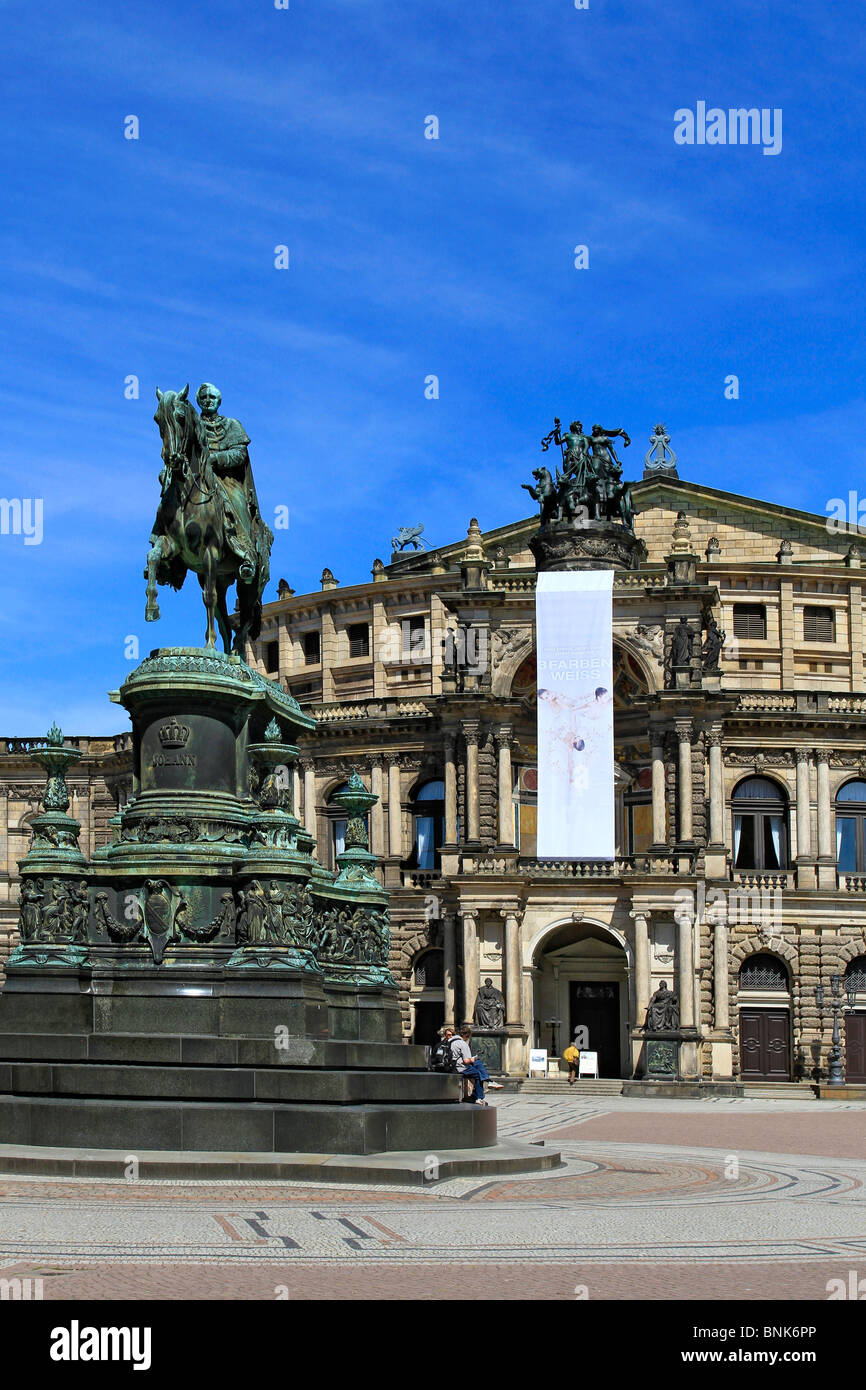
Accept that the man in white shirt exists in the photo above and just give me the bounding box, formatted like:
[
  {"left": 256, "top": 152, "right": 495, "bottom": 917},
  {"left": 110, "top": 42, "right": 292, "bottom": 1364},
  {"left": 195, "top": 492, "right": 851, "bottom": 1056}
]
[{"left": 449, "top": 1027, "right": 503, "bottom": 1104}]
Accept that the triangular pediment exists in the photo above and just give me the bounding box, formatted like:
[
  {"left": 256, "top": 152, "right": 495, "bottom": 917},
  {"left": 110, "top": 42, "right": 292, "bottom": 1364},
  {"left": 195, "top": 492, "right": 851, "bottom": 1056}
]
[{"left": 386, "top": 475, "right": 859, "bottom": 575}]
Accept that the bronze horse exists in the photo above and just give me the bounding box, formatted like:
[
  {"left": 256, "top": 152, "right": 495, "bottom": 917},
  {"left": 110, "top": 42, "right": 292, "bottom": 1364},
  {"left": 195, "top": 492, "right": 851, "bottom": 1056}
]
[{"left": 145, "top": 386, "right": 269, "bottom": 652}]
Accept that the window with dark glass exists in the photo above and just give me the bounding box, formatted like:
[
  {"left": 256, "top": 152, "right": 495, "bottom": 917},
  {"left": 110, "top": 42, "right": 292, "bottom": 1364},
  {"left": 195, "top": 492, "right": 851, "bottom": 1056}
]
[
  {"left": 803, "top": 605, "right": 834, "bottom": 643},
  {"left": 414, "top": 950, "right": 444, "bottom": 988},
  {"left": 738, "top": 953, "right": 789, "bottom": 991},
  {"left": 326, "top": 782, "right": 368, "bottom": 869},
  {"left": 303, "top": 630, "right": 321, "bottom": 665},
  {"left": 402, "top": 615, "right": 428, "bottom": 659},
  {"left": 347, "top": 622, "right": 369, "bottom": 658},
  {"left": 265, "top": 639, "right": 279, "bottom": 673},
  {"left": 732, "top": 776, "right": 788, "bottom": 870},
  {"left": 835, "top": 780, "right": 866, "bottom": 873},
  {"left": 410, "top": 780, "right": 445, "bottom": 870},
  {"left": 733, "top": 603, "right": 767, "bottom": 640},
  {"left": 844, "top": 955, "right": 866, "bottom": 995}
]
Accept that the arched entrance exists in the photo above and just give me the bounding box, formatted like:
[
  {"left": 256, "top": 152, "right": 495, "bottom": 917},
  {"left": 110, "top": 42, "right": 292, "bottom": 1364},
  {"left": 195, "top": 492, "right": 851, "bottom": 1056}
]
[
  {"left": 843, "top": 956, "right": 866, "bottom": 1083},
  {"left": 737, "top": 952, "right": 792, "bottom": 1080},
  {"left": 532, "top": 920, "right": 630, "bottom": 1077},
  {"left": 409, "top": 948, "right": 445, "bottom": 1046}
]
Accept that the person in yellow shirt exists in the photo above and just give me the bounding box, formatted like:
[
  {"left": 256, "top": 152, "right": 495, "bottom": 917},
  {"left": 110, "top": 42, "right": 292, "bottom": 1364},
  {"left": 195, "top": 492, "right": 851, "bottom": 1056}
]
[{"left": 562, "top": 1042, "right": 580, "bottom": 1085}]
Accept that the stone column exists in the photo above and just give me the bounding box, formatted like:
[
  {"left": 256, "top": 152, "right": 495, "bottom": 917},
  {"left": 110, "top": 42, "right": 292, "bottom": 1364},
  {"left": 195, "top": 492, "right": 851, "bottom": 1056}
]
[
  {"left": 632, "top": 910, "right": 651, "bottom": 1027},
  {"left": 676, "top": 719, "right": 693, "bottom": 843},
  {"left": 460, "top": 908, "right": 480, "bottom": 1026},
  {"left": 369, "top": 755, "right": 384, "bottom": 857},
  {"left": 500, "top": 905, "right": 523, "bottom": 1025},
  {"left": 443, "top": 730, "right": 458, "bottom": 845},
  {"left": 677, "top": 910, "right": 695, "bottom": 1029},
  {"left": 495, "top": 724, "right": 515, "bottom": 848},
  {"left": 795, "top": 748, "right": 816, "bottom": 888},
  {"left": 292, "top": 766, "right": 301, "bottom": 821},
  {"left": 442, "top": 912, "right": 457, "bottom": 1029},
  {"left": 301, "top": 758, "right": 317, "bottom": 845},
  {"left": 816, "top": 751, "right": 836, "bottom": 889},
  {"left": 463, "top": 720, "right": 481, "bottom": 845},
  {"left": 707, "top": 728, "right": 724, "bottom": 846},
  {"left": 651, "top": 738, "right": 667, "bottom": 847},
  {"left": 795, "top": 749, "right": 812, "bottom": 858},
  {"left": 387, "top": 755, "right": 402, "bottom": 860},
  {"left": 713, "top": 916, "right": 729, "bottom": 1030}
]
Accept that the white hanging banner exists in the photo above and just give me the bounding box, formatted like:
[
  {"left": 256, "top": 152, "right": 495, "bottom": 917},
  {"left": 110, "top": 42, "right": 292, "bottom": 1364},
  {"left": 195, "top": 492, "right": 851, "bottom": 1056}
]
[{"left": 536, "top": 570, "right": 615, "bottom": 859}]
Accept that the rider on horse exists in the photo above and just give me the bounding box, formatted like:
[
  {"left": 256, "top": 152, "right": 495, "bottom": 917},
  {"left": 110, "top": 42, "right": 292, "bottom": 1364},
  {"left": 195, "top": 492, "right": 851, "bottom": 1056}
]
[{"left": 196, "top": 384, "right": 272, "bottom": 587}]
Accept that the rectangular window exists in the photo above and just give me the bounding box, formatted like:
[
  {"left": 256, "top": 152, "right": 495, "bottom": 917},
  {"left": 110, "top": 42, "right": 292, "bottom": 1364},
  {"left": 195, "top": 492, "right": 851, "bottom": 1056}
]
[
  {"left": 733, "top": 603, "right": 767, "bottom": 640},
  {"left": 347, "top": 622, "right": 370, "bottom": 659},
  {"left": 303, "top": 630, "right": 321, "bottom": 665},
  {"left": 837, "top": 816, "right": 857, "bottom": 873},
  {"left": 803, "top": 605, "right": 834, "bottom": 643},
  {"left": 401, "top": 615, "right": 428, "bottom": 659},
  {"left": 265, "top": 639, "right": 279, "bottom": 673}
]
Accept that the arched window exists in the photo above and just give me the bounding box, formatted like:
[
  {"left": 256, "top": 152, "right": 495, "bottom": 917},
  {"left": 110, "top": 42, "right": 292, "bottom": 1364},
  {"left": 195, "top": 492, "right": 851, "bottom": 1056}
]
[
  {"left": 326, "top": 782, "right": 368, "bottom": 870},
  {"left": 414, "top": 950, "right": 444, "bottom": 988},
  {"left": 738, "top": 953, "right": 790, "bottom": 992},
  {"left": 411, "top": 948, "right": 445, "bottom": 1045},
  {"left": 732, "top": 776, "right": 788, "bottom": 871},
  {"left": 625, "top": 767, "right": 653, "bottom": 854},
  {"left": 844, "top": 955, "right": 866, "bottom": 997},
  {"left": 410, "top": 780, "right": 445, "bottom": 870},
  {"left": 835, "top": 780, "right": 866, "bottom": 873},
  {"left": 512, "top": 764, "right": 537, "bottom": 856}
]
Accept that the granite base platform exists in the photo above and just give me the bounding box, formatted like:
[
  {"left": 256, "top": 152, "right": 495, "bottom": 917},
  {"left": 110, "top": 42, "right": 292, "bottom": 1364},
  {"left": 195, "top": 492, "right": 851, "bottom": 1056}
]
[{"left": 0, "top": 1139, "right": 562, "bottom": 1186}]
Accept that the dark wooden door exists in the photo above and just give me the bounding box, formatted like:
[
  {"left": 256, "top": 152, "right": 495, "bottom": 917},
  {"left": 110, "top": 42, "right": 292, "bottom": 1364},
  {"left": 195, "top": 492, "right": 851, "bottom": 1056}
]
[
  {"left": 739, "top": 1008, "right": 791, "bottom": 1080},
  {"left": 845, "top": 1014, "right": 866, "bottom": 1083},
  {"left": 570, "top": 982, "right": 621, "bottom": 1077}
]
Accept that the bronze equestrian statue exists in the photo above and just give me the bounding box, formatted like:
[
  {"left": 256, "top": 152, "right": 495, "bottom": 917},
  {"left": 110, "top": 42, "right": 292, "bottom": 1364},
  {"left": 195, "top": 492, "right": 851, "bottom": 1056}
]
[{"left": 145, "top": 383, "right": 273, "bottom": 653}]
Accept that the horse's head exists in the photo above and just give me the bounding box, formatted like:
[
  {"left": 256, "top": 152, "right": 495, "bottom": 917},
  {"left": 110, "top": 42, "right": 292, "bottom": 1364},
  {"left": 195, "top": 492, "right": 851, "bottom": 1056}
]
[{"left": 154, "top": 385, "right": 204, "bottom": 478}]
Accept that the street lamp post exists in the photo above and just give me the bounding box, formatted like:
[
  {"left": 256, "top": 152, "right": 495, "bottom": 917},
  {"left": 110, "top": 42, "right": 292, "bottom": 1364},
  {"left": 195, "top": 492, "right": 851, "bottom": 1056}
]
[{"left": 815, "top": 976, "right": 846, "bottom": 1086}]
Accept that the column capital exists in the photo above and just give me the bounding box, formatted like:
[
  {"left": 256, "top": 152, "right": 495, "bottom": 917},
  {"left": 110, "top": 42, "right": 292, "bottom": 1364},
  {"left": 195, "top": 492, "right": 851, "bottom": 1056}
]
[
  {"left": 629, "top": 908, "right": 651, "bottom": 924},
  {"left": 369, "top": 751, "right": 384, "bottom": 770},
  {"left": 705, "top": 725, "right": 724, "bottom": 748},
  {"left": 458, "top": 906, "right": 479, "bottom": 922},
  {"left": 299, "top": 756, "right": 315, "bottom": 774},
  {"left": 499, "top": 903, "right": 523, "bottom": 923},
  {"left": 815, "top": 748, "right": 830, "bottom": 767},
  {"left": 795, "top": 747, "right": 812, "bottom": 765},
  {"left": 494, "top": 723, "right": 514, "bottom": 748},
  {"left": 385, "top": 750, "right": 401, "bottom": 768},
  {"left": 462, "top": 719, "right": 482, "bottom": 747},
  {"left": 675, "top": 717, "right": 693, "bottom": 741}
]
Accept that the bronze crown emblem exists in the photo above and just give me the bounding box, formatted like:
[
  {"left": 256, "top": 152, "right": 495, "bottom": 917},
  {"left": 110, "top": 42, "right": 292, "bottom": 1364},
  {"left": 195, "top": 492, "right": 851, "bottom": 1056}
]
[{"left": 158, "top": 718, "right": 191, "bottom": 749}]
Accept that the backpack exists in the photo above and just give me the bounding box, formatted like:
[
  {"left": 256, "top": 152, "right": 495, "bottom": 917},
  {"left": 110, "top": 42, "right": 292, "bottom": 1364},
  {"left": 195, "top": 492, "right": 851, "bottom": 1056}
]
[{"left": 430, "top": 1035, "right": 459, "bottom": 1072}]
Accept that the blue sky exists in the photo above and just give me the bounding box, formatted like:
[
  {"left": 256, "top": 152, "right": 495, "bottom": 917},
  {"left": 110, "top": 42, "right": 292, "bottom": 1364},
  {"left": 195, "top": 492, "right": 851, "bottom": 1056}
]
[{"left": 1, "top": 0, "right": 864, "bottom": 732}]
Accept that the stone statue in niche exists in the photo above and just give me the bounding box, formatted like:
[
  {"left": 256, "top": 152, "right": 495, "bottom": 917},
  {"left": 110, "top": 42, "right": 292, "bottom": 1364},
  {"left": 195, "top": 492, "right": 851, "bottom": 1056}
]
[
  {"left": 645, "top": 980, "right": 680, "bottom": 1032},
  {"left": 473, "top": 977, "right": 506, "bottom": 1029}
]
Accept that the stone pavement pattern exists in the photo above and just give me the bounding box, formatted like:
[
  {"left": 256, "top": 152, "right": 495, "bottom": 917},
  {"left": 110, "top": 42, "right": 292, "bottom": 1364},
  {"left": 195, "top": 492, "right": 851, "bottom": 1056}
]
[{"left": 2, "top": 1095, "right": 864, "bottom": 1300}]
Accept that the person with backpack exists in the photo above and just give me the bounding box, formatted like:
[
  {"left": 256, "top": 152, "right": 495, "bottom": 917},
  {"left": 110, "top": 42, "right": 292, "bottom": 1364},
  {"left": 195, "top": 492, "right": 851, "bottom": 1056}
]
[
  {"left": 430, "top": 1025, "right": 459, "bottom": 1073},
  {"left": 449, "top": 1026, "right": 503, "bottom": 1105}
]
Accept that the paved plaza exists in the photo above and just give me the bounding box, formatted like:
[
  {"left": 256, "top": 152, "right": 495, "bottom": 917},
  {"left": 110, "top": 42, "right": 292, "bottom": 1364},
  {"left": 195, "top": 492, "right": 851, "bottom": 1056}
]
[{"left": 1, "top": 1094, "right": 865, "bottom": 1300}]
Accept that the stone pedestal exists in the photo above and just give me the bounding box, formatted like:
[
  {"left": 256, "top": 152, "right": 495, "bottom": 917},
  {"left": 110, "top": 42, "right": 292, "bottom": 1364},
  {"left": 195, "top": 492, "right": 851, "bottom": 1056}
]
[
  {"left": 0, "top": 650, "right": 558, "bottom": 1174},
  {"left": 634, "top": 1030, "right": 701, "bottom": 1080},
  {"left": 529, "top": 518, "right": 647, "bottom": 573}
]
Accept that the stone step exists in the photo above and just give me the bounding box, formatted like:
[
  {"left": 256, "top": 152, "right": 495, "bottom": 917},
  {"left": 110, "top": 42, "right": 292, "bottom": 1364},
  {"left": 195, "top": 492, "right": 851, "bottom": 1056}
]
[
  {"left": 1, "top": 1060, "right": 458, "bottom": 1105},
  {"left": 0, "top": 1094, "right": 497, "bottom": 1155},
  {"left": 519, "top": 1078, "right": 624, "bottom": 1095},
  {"left": 740, "top": 1082, "right": 818, "bottom": 1099},
  {"left": 0, "top": 1138, "right": 563, "bottom": 1186},
  {"left": 0, "top": 1032, "right": 428, "bottom": 1071}
]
